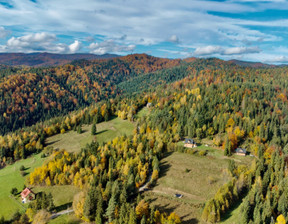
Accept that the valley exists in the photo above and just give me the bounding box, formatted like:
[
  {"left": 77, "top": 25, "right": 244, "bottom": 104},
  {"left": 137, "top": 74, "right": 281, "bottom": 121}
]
[{"left": 0, "top": 54, "right": 287, "bottom": 224}]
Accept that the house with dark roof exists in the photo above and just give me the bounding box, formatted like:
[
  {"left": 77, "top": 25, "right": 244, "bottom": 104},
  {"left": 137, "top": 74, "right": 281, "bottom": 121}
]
[
  {"left": 21, "top": 188, "right": 35, "bottom": 203},
  {"left": 184, "top": 138, "right": 197, "bottom": 148},
  {"left": 235, "top": 148, "right": 247, "bottom": 156},
  {"left": 175, "top": 194, "right": 183, "bottom": 198}
]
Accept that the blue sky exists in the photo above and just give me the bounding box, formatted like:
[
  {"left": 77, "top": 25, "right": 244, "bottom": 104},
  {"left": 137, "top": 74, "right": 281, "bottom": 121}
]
[{"left": 0, "top": 0, "right": 288, "bottom": 63}]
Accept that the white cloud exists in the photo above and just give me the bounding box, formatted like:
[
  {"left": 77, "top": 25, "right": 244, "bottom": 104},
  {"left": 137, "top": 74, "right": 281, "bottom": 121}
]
[
  {"left": 0, "top": 0, "right": 280, "bottom": 47},
  {"left": 6, "top": 32, "right": 56, "bottom": 49},
  {"left": 0, "top": 0, "right": 286, "bottom": 61},
  {"left": 0, "top": 32, "right": 81, "bottom": 53},
  {"left": 69, "top": 40, "right": 81, "bottom": 53},
  {"left": 224, "top": 46, "right": 261, "bottom": 55},
  {"left": 168, "top": 35, "right": 179, "bottom": 43},
  {"left": 89, "top": 40, "right": 135, "bottom": 55},
  {"left": 268, "top": 55, "right": 288, "bottom": 63},
  {"left": 0, "top": 27, "right": 8, "bottom": 38},
  {"left": 194, "top": 46, "right": 223, "bottom": 55},
  {"left": 194, "top": 45, "right": 261, "bottom": 56}
]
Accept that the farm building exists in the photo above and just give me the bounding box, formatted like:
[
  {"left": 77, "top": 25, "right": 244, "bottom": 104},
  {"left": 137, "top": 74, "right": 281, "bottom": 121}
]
[
  {"left": 21, "top": 188, "right": 35, "bottom": 203},
  {"left": 146, "top": 102, "right": 152, "bottom": 108},
  {"left": 184, "top": 138, "right": 197, "bottom": 148},
  {"left": 175, "top": 194, "right": 183, "bottom": 198},
  {"left": 235, "top": 148, "right": 247, "bottom": 156}
]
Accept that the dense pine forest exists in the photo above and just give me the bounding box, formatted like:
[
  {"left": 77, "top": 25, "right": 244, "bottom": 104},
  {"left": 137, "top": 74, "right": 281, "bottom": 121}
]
[{"left": 0, "top": 54, "right": 288, "bottom": 223}]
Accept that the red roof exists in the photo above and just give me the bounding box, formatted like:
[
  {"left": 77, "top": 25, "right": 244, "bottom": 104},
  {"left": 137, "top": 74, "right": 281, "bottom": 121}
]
[{"left": 21, "top": 188, "right": 34, "bottom": 198}]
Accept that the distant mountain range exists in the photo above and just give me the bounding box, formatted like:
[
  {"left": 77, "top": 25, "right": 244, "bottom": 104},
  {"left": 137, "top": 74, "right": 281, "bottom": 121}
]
[
  {"left": 0, "top": 52, "right": 280, "bottom": 68},
  {"left": 0, "top": 53, "right": 118, "bottom": 66},
  {"left": 228, "top": 59, "right": 275, "bottom": 68}
]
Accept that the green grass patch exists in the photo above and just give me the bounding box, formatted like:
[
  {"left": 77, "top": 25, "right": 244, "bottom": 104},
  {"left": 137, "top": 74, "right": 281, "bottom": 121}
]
[
  {"left": 46, "top": 117, "right": 135, "bottom": 153},
  {"left": 144, "top": 151, "right": 248, "bottom": 223},
  {"left": 49, "top": 213, "right": 81, "bottom": 224},
  {"left": 220, "top": 198, "right": 244, "bottom": 224},
  {"left": 33, "top": 185, "right": 80, "bottom": 212},
  {"left": 0, "top": 154, "right": 45, "bottom": 219},
  {"left": 135, "top": 107, "right": 149, "bottom": 119}
]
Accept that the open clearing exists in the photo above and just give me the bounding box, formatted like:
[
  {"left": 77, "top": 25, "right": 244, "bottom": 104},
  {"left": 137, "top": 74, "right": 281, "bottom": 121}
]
[
  {"left": 33, "top": 185, "right": 80, "bottom": 212},
  {"left": 0, "top": 154, "right": 46, "bottom": 219},
  {"left": 0, "top": 116, "right": 135, "bottom": 220},
  {"left": 46, "top": 117, "right": 135, "bottom": 153},
  {"left": 144, "top": 151, "right": 252, "bottom": 224},
  {"left": 49, "top": 213, "right": 81, "bottom": 224}
]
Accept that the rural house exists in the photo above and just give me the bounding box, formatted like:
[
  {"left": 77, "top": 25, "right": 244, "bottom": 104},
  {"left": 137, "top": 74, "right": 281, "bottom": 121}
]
[
  {"left": 235, "top": 148, "right": 247, "bottom": 156},
  {"left": 21, "top": 188, "right": 35, "bottom": 203},
  {"left": 184, "top": 138, "right": 197, "bottom": 148}
]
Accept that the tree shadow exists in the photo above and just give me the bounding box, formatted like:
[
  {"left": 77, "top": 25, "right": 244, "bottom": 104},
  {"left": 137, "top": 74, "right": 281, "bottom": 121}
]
[
  {"left": 182, "top": 217, "right": 199, "bottom": 224},
  {"left": 46, "top": 139, "right": 60, "bottom": 146},
  {"left": 220, "top": 193, "right": 246, "bottom": 222},
  {"left": 22, "top": 166, "right": 30, "bottom": 171},
  {"left": 158, "top": 161, "right": 171, "bottom": 179},
  {"left": 96, "top": 130, "right": 108, "bottom": 135},
  {"left": 79, "top": 129, "right": 88, "bottom": 134},
  {"left": 156, "top": 203, "right": 199, "bottom": 224},
  {"left": 54, "top": 202, "right": 73, "bottom": 212}
]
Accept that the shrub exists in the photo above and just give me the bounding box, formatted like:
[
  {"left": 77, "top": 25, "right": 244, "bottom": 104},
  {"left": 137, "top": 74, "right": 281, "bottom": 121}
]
[{"left": 11, "top": 187, "right": 18, "bottom": 196}]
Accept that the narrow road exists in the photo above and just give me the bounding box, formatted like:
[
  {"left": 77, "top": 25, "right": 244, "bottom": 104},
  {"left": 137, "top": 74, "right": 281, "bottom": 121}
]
[
  {"left": 139, "top": 171, "right": 152, "bottom": 192},
  {"left": 50, "top": 209, "right": 74, "bottom": 219}
]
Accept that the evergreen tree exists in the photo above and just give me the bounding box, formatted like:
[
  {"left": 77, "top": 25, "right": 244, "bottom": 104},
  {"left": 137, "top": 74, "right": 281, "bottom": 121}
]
[
  {"left": 77, "top": 125, "right": 82, "bottom": 134},
  {"left": 128, "top": 207, "right": 136, "bottom": 224},
  {"left": 106, "top": 195, "right": 116, "bottom": 222},
  {"left": 84, "top": 187, "right": 98, "bottom": 220},
  {"left": 91, "top": 123, "right": 97, "bottom": 135}
]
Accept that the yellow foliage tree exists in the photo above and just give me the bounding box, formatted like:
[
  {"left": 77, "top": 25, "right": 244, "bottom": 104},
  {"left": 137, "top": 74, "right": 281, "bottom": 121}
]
[
  {"left": 276, "top": 214, "right": 286, "bottom": 224},
  {"left": 73, "top": 192, "right": 85, "bottom": 219},
  {"left": 135, "top": 200, "right": 149, "bottom": 219}
]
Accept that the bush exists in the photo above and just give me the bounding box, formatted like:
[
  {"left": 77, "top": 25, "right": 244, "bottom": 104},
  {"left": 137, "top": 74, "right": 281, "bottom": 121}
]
[
  {"left": 11, "top": 187, "right": 18, "bottom": 196},
  {"left": 198, "top": 150, "right": 207, "bottom": 156},
  {"left": 20, "top": 165, "right": 25, "bottom": 171},
  {"left": 20, "top": 171, "right": 27, "bottom": 177}
]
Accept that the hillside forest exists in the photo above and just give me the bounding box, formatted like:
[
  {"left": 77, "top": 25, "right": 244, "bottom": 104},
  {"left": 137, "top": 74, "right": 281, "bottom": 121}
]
[{"left": 0, "top": 54, "right": 288, "bottom": 224}]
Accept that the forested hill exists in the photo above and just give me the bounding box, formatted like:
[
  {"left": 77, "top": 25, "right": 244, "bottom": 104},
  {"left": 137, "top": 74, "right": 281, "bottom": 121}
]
[
  {"left": 0, "top": 52, "right": 118, "bottom": 67},
  {"left": 0, "top": 53, "right": 287, "bottom": 136},
  {"left": 1, "top": 53, "right": 288, "bottom": 223},
  {"left": 0, "top": 54, "right": 182, "bottom": 134}
]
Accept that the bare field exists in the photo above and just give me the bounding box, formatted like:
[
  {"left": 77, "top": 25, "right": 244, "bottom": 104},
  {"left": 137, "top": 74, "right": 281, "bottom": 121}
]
[
  {"left": 144, "top": 151, "right": 251, "bottom": 224},
  {"left": 45, "top": 117, "right": 135, "bottom": 153}
]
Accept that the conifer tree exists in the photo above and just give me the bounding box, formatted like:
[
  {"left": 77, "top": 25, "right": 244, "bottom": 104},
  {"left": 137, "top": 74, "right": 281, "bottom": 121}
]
[{"left": 91, "top": 123, "right": 97, "bottom": 135}]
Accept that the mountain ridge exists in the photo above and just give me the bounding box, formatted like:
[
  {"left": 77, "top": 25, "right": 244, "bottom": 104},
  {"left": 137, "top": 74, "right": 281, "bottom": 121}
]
[{"left": 0, "top": 52, "right": 119, "bottom": 66}]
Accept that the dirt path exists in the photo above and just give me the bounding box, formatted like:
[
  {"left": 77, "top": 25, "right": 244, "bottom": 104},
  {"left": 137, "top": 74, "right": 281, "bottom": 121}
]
[
  {"left": 139, "top": 171, "right": 152, "bottom": 192},
  {"left": 150, "top": 187, "right": 205, "bottom": 201},
  {"left": 50, "top": 209, "right": 74, "bottom": 219}
]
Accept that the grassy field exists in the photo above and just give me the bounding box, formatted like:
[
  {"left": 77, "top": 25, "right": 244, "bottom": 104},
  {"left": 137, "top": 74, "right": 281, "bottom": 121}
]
[
  {"left": 0, "top": 154, "right": 46, "bottom": 219},
  {"left": 135, "top": 107, "right": 149, "bottom": 118},
  {"left": 178, "top": 140, "right": 253, "bottom": 166},
  {"left": 33, "top": 185, "right": 80, "bottom": 212},
  {"left": 220, "top": 198, "right": 244, "bottom": 224},
  {"left": 49, "top": 213, "right": 81, "bottom": 224},
  {"left": 143, "top": 151, "right": 252, "bottom": 224},
  {"left": 46, "top": 117, "right": 135, "bottom": 153}
]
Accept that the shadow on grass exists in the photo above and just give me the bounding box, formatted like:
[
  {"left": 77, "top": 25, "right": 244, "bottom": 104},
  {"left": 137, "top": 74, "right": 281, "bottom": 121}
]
[
  {"left": 96, "top": 130, "right": 108, "bottom": 135},
  {"left": 46, "top": 139, "right": 60, "bottom": 146},
  {"left": 220, "top": 193, "right": 246, "bottom": 222},
  {"left": 157, "top": 203, "right": 199, "bottom": 224},
  {"left": 182, "top": 216, "right": 199, "bottom": 224},
  {"left": 155, "top": 151, "right": 173, "bottom": 180},
  {"left": 55, "top": 202, "right": 73, "bottom": 212},
  {"left": 158, "top": 161, "right": 171, "bottom": 179}
]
